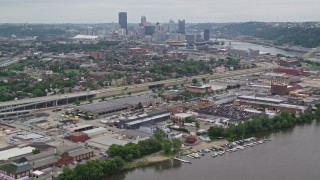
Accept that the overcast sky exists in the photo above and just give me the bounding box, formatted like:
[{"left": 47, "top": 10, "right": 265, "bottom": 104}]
[{"left": 0, "top": 0, "right": 319, "bottom": 23}]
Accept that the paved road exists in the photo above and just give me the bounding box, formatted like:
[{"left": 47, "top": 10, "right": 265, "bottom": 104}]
[{"left": 0, "top": 62, "right": 275, "bottom": 108}]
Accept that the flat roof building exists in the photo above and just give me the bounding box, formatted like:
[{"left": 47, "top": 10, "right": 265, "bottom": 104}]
[
  {"left": 118, "top": 111, "right": 170, "bottom": 129},
  {"left": 68, "top": 124, "right": 94, "bottom": 133},
  {"left": 0, "top": 146, "right": 35, "bottom": 161},
  {"left": 82, "top": 127, "right": 107, "bottom": 138},
  {"left": 76, "top": 95, "right": 160, "bottom": 119},
  {"left": 238, "top": 95, "right": 284, "bottom": 104},
  {"left": 87, "top": 134, "right": 128, "bottom": 150}
]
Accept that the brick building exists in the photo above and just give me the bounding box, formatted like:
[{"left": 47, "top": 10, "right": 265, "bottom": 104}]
[
  {"left": 273, "top": 68, "right": 304, "bottom": 76},
  {"left": 278, "top": 59, "right": 301, "bottom": 67},
  {"left": 0, "top": 157, "right": 32, "bottom": 179},
  {"left": 69, "top": 133, "right": 90, "bottom": 142},
  {"left": 90, "top": 51, "right": 105, "bottom": 60}
]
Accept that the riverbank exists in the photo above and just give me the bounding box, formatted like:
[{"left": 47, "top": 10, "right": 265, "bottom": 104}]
[
  {"left": 106, "top": 121, "right": 320, "bottom": 180},
  {"left": 126, "top": 152, "right": 170, "bottom": 169},
  {"left": 238, "top": 39, "right": 310, "bottom": 54},
  {"left": 125, "top": 139, "right": 228, "bottom": 169}
]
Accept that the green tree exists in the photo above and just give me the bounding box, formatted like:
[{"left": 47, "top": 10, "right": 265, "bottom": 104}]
[
  {"left": 57, "top": 166, "right": 75, "bottom": 180},
  {"left": 162, "top": 139, "right": 173, "bottom": 155},
  {"left": 192, "top": 78, "right": 198, "bottom": 84},
  {"left": 75, "top": 100, "right": 80, "bottom": 106},
  {"left": 32, "top": 89, "right": 43, "bottom": 97},
  {"left": 138, "top": 138, "right": 162, "bottom": 156},
  {"left": 153, "top": 129, "right": 167, "bottom": 142},
  {"left": 195, "top": 120, "right": 200, "bottom": 130},
  {"left": 32, "top": 148, "right": 40, "bottom": 154},
  {"left": 172, "top": 139, "right": 182, "bottom": 153}
]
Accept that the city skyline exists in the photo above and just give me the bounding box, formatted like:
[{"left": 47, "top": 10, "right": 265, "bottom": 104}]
[{"left": 0, "top": 0, "right": 319, "bottom": 23}]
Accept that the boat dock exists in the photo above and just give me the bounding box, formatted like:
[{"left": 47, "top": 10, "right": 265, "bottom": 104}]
[
  {"left": 183, "top": 137, "right": 269, "bottom": 163},
  {"left": 174, "top": 157, "right": 192, "bottom": 164}
]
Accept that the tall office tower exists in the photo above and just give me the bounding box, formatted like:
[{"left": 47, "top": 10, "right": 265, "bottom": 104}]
[
  {"left": 118, "top": 12, "right": 127, "bottom": 34},
  {"left": 87, "top": 27, "right": 93, "bottom": 35},
  {"left": 141, "top": 16, "right": 147, "bottom": 26},
  {"left": 178, "top": 19, "right": 185, "bottom": 34},
  {"left": 168, "top": 19, "right": 175, "bottom": 33},
  {"left": 204, "top": 29, "right": 210, "bottom": 41}
]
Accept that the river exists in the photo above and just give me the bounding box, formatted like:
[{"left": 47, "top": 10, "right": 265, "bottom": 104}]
[
  {"left": 214, "top": 39, "right": 303, "bottom": 57},
  {"left": 104, "top": 121, "right": 320, "bottom": 180}
]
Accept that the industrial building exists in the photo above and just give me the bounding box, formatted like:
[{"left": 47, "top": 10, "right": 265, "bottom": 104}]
[
  {"left": 273, "top": 68, "right": 304, "bottom": 76},
  {"left": 82, "top": 127, "right": 107, "bottom": 138},
  {"left": 117, "top": 111, "right": 170, "bottom": 129},
  {"left": 76, "top": 95, "right": 161, "bottom": 119},
  {"left": 87, "top": 134, "right": 128, "bottom": 150},
  {"left": 68, "top": 124, "right": 94, "bottom": 133},
  {"left": 237, "top": 100, "right": 308, "bottom": 113},
  {"left": 171, "top": 113, "right": 195, "bottom": 125},
  {"left": 229, "top": 48, "right": 260, "bottom": 58},
  {"left": 270, "top": 78, "right": 301, "bottom": 95},
  {"left": 0, "top": 145, "right": 94, "bottom": 179},
  {"left": 186, "top": 84, "right": 212, "bottom": 93},
  {"left": 26, "top": 145, "right": 93, "bottom": 171},
  {"left": 0, "top": 146, "right": 35, "bottom": 161},
  {"left": 236, "top": 95, "right": 308, "bottom": 113}
]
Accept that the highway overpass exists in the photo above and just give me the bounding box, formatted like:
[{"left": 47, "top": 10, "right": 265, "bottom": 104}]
[{"left": 0, "top": 63, "right": 274, "bottom": 114}]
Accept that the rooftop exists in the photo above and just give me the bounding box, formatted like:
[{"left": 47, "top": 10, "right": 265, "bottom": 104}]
[
  {"left": 73, "top": 35, "right": 98, "bottom": 40},
  {"left": 126, "top": 112, "right": 170, "bottom": 126},
  {"left": 0, "top": 146, "right": 35, "bottom": 161},
  {"left": 78, "top": 95, "right": 156, "bottom": 113},
  {"left": 82, "top": 127, "right": 107, "bottom": 134},
  {"left": 68, "top": 124, "right": 93, "bottom": 132},
  {"left": 173, "top": 113, "right": 194, "bottom": 118},
  {"left": 88, "top": 134, "right": 128, "bottom": 147},
  {"left": 238, "top": 95, "right": 284, "bottom": 103}
]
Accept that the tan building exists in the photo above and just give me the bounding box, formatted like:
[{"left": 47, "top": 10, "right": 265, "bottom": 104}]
[
  {"left": 199, "top": 98, "right": 214, "bottom": 107},
  {"left": 171, "top": 113, "right": 195, "bottom": 125},
  {"left": 186, "top": 84, "right": 212, "bottom": 93}
]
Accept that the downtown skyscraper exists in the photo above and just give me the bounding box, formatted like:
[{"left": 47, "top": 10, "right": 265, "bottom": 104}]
[
  {"left": 118, "top": 12, "right": 127, "bottom": 34},
  {"left": 178, "top": 19, "right": 185, "bottom": 34}
]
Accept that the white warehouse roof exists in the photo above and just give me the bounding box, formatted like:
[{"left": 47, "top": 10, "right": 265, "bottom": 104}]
[{"left": 0, "top": 146, "right": 35, "bottom": 160}]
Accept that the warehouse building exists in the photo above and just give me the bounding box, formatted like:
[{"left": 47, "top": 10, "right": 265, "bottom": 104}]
[
  {"left": 68, "top": 124, "right": 94, "bottom": 133},
  {"left": 117, "top": 111, "right": 170, "bottom": 129},
  {"left": 87, "top": 134, "right": 128, "bottom": 150},
  {"left": 26, "top": 144, "right": 94, "bottom": 171},
  {"left": 82, "top": 127, "right": 107, "bottom": 138},
  {"left": 0, "top": 146, "right": 35, "bottom": 161},
  {"left": 237, "top": 100, "right": 308, "bottom": 114},
  {"left": 76, "top": 95, "right": 161, "bottom": 119},
  {"left": 0, "top": 145, "right": 94, "bottom": 179}
]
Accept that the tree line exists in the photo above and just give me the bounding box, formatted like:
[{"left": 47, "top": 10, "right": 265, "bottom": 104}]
[
  {"left": 57, "top": 157, "right": 125, "bottom": 180},
  {"left": 58, "top": 130, "right": 182, "bottom": 180},
  {"left": 208, "top": 105, "right": 320, "bottom": 141},
  {"left": 107, "top": 130, "right": 182, "bottom": 160},
  {"left": 215, "top": 22, "right": 320, "bottom": 48}
]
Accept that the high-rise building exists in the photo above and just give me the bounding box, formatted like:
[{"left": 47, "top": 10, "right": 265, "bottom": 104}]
[
  {"left": 204, "top": 29, "right": 210, "bottom": 41},
  {"left": 118, "top": 12, "right": 127, "bottom": 34},
  {"left": 168, "top": 19, "right": 175, "bottom": 33},
  {"left": 178, "top": 19, "right": 185, "bottom": 34},
  {"left": 144, "top": 26, "right": 155, "bottom": 36},
  {"left": 87, "top": 27, "right": 93, "bottom": 36},
  {"left": 141, "top": 16, "right": 147, "bottom": 26}
]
